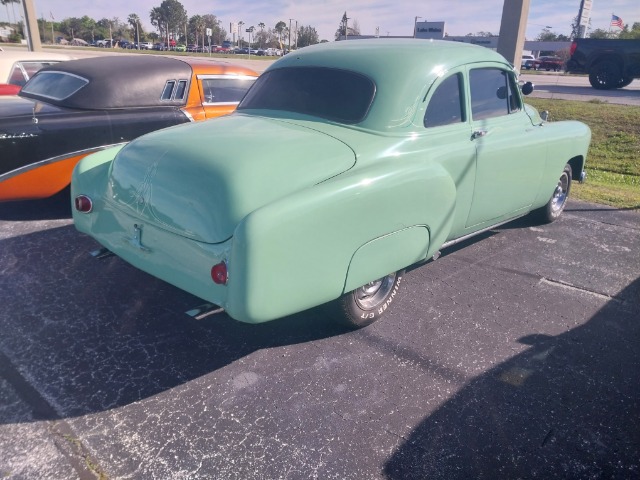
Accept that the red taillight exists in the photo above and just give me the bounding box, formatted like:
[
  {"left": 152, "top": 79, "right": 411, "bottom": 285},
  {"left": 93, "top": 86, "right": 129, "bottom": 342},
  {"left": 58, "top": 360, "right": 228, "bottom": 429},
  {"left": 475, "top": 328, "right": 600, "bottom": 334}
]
[
  {"left": 211, "top": 261, "right": 228, "bottom": 285},
  {"left": 570, "top": 41, "right": 577, "bottom": 57},
  {"left": 74, "top": 195, "right": 93, "bottom": 213}
]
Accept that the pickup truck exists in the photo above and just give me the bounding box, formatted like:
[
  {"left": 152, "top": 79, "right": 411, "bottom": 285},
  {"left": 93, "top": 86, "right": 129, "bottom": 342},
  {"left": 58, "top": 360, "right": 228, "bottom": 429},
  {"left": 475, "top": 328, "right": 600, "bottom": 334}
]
[{"left": 566, "top": 38, "right": 640, "bottom": 90}]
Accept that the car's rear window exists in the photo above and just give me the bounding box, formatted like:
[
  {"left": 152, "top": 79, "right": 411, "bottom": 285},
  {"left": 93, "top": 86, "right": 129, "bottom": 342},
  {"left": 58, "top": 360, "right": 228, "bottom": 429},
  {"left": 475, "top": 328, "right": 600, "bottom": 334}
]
[
  {"left": 21, "top": 71, "right": 88, "bottom": 100},
  {"left": 238, "top": 66, "right": 375, "bottom": 124}
]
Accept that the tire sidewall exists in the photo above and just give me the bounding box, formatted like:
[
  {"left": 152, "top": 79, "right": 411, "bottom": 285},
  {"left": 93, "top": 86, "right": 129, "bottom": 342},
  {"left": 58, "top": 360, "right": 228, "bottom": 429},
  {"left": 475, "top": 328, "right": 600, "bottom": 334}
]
[
  {"left": 337, "top": 271, "right": 405, "bottom": 328},
  {"left": 545, "top": 164, "right": 572, "bottom": 222}
]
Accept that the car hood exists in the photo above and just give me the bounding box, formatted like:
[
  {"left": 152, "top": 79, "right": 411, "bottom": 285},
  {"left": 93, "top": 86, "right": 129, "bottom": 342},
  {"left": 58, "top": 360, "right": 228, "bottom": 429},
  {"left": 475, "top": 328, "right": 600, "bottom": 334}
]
[{"left": 107, "top": 113, "right": 356, "bottom": 244}]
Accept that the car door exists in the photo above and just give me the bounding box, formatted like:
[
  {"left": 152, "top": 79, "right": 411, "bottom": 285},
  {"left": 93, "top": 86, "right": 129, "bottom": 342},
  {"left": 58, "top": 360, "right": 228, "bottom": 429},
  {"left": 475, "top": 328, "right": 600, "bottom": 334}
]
[
  {"left": 421, "top": 70, "right": 476, "bottom": 238},
  {"left": 465, "top": 66, "right": 544, "bottom": 228}
]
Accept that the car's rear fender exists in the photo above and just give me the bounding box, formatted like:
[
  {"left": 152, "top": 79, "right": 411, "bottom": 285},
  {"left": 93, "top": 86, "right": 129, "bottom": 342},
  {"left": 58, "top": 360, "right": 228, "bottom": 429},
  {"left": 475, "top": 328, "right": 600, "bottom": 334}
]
[
  {"left": 72, "top": 145, "right": 125, "bottom": 231},
  {"left": 227, "top": 158, "right": 456, "bottom": 323}
]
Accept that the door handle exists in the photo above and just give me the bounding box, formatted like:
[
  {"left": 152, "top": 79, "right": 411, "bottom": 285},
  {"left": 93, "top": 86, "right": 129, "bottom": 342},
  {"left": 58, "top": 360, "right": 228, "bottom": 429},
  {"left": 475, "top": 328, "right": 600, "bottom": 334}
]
[{"left": 472, "top": 130, "right": 487, "bottom": 140}]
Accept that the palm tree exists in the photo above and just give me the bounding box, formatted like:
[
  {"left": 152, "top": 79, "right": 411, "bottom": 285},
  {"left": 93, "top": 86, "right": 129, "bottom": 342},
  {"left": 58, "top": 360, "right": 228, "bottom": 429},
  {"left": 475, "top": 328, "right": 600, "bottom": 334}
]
[
  {"left": 274, "top": 20, "right": 286, "bottom": 49},
  {"left": 1, "top": 0, "right": 19, "bottom": 26},
  {"left": 258, "top": 22, "right": 265, "bottom": 48},
  {"left": 128, "top": 14, "right": 141, "bottom": 46}
]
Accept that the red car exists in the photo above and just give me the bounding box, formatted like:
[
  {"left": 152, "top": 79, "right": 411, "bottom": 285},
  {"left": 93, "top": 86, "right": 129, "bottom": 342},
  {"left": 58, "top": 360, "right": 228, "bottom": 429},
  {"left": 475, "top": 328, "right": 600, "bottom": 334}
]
[{"left": 532, "top": 56, "right": 564, "bottom": 72}]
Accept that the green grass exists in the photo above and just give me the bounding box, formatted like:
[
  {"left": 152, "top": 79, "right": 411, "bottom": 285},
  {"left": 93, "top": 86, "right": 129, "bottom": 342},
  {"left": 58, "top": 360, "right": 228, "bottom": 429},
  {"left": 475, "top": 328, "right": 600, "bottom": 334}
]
[{"left": 527, "top": 98, "right": 640, "bottom": 209}]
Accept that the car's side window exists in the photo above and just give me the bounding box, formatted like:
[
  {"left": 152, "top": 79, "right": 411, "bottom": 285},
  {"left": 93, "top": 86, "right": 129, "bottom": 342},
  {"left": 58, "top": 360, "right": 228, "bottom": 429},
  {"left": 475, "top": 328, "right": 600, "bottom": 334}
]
[
  {"left": 200, "top": 76, "right": 256, "bottom": 105},
  {"left": 9, "top": 64, "right": 27, "bottom": 86},
  {"left": 469, "top": 68, "right": 521, "bottom": 121},
  {"left": 424, "top": 73, "right": 464, "bottom": 128}
]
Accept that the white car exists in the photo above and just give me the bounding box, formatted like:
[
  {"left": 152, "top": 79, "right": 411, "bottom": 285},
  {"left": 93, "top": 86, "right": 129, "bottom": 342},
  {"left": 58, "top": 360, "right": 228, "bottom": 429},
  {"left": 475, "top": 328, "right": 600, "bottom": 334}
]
[
  {"left": 521, "top": 54, "right": 535, "bottom": 69},
  {"left": 0, "top": 49, "right": 74, "bottom": 95}
]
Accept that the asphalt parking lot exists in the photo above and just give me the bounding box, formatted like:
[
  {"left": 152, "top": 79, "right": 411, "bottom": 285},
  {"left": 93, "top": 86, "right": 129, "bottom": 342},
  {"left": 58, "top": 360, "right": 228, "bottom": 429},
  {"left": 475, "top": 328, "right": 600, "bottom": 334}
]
[{"left": 0, "top": 191, "right": 638, "bottom": 479}]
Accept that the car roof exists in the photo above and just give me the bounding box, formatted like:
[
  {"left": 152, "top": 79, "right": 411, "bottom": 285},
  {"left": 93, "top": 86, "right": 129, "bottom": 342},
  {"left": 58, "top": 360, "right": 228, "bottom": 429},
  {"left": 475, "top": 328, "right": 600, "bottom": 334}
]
[
  {"left": 18, "top": 55, "right": 255, "bottom": 109},
  {"left": 267, "top": 39, "right": 511, "bottom": 131},
  {"left": 0, "top": 49, "right": 75, "bottom": 82}
]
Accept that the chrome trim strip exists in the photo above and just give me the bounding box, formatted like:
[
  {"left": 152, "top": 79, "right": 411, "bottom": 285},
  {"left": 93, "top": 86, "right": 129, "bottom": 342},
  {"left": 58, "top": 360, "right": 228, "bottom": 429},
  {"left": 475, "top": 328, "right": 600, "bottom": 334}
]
[
  {"left": 201, "top": 101, "right": 240, "bottom": 107},
  {"left": 441, "top": 214, "right": 527, "bottom": 250},
  {"left": 0, "top": 143, "right": 126, "bottom": 183},
  {"left": 196, "top": 74, "right": 257, "bottom": 81}
]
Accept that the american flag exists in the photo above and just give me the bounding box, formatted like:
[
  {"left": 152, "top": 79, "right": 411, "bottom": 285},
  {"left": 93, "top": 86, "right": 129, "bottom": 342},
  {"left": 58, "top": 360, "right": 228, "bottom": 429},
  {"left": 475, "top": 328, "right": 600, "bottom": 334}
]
[{"left": 610, "top": 14, "right": 624, "bottom": 29}]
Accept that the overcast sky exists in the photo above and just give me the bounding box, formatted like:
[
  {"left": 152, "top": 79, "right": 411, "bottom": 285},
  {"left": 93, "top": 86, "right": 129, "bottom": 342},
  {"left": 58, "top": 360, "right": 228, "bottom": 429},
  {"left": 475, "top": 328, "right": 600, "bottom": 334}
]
[{"left": 3, "top": 0, "right": 638, "bottom": 41}]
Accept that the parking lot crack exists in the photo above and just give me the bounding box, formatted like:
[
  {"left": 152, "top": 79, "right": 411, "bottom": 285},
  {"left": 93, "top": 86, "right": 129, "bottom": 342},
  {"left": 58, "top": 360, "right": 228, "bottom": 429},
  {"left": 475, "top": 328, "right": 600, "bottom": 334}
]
[{"left": 538, "top": 278, "right": 629, "bottom": 306}]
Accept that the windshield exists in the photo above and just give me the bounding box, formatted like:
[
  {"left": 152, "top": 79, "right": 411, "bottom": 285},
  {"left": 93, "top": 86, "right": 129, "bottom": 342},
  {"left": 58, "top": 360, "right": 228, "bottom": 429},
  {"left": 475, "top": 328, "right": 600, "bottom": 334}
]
[{"left": 238, "top": 66, "right": 375, "bottom": 124}]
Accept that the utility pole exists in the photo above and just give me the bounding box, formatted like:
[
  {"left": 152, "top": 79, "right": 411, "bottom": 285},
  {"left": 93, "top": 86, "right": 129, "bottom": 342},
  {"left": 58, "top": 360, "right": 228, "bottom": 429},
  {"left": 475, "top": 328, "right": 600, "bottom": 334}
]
[
  {"left": 496, "top": 0, "right": 530, "bottom": 70},
  {"left": 21, "top": 0, "right": 42, "bottom": 51}
]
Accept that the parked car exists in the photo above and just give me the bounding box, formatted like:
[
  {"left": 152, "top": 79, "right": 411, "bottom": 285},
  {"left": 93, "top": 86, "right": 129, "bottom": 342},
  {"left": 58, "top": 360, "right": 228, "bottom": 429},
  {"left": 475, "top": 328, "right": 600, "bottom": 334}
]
[
  {"left": 0, "top": 50, "right": 74, "bottom": 95},
  {"left": 152, "top": 42, "right": 166, "bottom": 51},
  {"left": 72, "top": 39, "right": 591, "bottom": 328},
  {"left": 521, "top": 54, "right": 535, "bottom": 68},
  {"left": 264, "top": 47, "right": 283, "bottom": 56},
  {"left": 532, "top": 56, "right": 564, "bottom": 71},
  {"left": 0, "top": 55, "right": 257, "bottom": 201},
  {"left": 138, "top": 42, "right": 153, "bottom": 50},
  {"left": 118, "top": 40, "right": 131, "bottom": 49},
  {"left": 175, "top": 44, "right": 187, "bottom": 52}
]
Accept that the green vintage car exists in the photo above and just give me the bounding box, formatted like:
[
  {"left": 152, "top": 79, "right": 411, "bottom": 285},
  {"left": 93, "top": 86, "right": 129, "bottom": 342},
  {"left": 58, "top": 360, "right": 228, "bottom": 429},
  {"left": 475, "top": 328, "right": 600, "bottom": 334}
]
[{"left": 72, "top": 39, "right": 591, "bottom": 328}]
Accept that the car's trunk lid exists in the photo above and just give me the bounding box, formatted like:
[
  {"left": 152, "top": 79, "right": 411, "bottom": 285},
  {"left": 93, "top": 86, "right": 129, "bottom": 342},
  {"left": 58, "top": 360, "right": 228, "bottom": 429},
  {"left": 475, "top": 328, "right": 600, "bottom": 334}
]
[{"left": 107, "top": 113, "right": 356, "bottom": 244}]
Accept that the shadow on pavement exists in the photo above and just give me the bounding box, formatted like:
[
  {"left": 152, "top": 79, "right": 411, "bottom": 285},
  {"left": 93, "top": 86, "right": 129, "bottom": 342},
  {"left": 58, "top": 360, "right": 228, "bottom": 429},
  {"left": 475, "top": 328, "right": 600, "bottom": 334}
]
[
  {"left": 0, "top": 224, "right": 346, "bottom": 422},
  {"left": 383, "top": 276, "right": 640, "bottom": 479},
  {"left": 0, "top": 187, "right": 72, "bottom": 221}
]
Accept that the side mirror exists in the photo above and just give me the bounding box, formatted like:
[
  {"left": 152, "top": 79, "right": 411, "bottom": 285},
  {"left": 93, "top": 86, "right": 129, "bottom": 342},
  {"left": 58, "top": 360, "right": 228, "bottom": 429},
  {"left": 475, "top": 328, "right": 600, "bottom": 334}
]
[{"left": 521, "top": 81, "right": 534, "bottom": 96}]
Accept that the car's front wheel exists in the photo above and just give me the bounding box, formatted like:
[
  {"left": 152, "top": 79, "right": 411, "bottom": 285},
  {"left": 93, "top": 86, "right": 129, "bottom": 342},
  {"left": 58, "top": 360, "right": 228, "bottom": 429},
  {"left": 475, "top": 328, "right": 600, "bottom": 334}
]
[
  {"left": 534, "top": 163, "right": 572, "bottom": 223},
  {"left": 330, "top": 270, "right": 405, "bottom": 329}
]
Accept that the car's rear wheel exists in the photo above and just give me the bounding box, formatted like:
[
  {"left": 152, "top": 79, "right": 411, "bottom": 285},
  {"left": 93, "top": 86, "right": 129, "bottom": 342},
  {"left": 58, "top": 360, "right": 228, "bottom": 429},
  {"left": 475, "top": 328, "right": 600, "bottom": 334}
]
[
  {"left": 534, "top": 163, "right": 572, "bottom": 223},
  {"left": 589, "top": 61, "right": 622, "bottom": 90},
  {"left": 330, "top": 270, "right": 405, "bottom": 329}
]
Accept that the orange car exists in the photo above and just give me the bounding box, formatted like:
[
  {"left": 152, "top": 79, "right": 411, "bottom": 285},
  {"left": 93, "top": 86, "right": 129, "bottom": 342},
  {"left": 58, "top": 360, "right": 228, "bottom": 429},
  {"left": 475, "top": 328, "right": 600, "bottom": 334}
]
[{"left": 0, "top": 55, "right": 257, "bottom": 201}]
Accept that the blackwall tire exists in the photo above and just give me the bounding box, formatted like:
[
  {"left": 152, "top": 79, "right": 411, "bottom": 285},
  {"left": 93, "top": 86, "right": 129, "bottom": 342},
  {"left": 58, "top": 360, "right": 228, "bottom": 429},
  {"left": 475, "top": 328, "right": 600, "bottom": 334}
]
[{"left": 589, "top": 61, "right": 622, "bottom": 90}]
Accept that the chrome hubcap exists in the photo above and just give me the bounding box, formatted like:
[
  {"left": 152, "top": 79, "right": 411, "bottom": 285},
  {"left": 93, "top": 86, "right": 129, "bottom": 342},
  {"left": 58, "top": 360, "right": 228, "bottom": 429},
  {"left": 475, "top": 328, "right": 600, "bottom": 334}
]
[
  {"left": 550, "top": 173, "right": 569, "bottom": 213},
  {"left": 355, "top": 273, "right": 397, "bottom": 310}
]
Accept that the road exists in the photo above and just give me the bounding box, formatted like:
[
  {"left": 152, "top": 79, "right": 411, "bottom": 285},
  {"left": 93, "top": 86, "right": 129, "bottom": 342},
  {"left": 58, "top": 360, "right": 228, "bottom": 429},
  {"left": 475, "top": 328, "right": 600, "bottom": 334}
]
[
  {"left": 521, "top": 71, "right": 640, "bottom": 105},
  {"left": 0, "top": 194, "right": 638, "bottom": 479}
]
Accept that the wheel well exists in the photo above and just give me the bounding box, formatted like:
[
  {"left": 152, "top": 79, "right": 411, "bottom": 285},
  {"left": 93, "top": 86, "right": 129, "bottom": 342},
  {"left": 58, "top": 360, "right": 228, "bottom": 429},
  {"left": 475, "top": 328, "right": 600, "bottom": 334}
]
[{"left": 567, "top": 156, "right": 584, "bottom": 181}]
